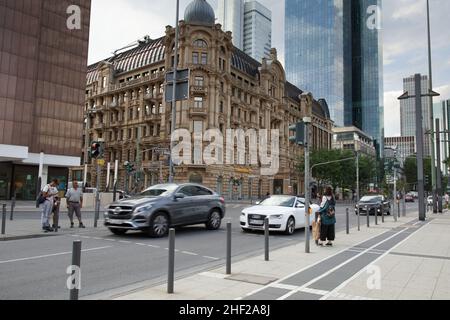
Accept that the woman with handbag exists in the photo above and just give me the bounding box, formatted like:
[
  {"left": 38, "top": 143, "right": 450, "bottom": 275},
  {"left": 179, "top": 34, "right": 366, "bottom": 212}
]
[{"left": 317, "top": 186, "right": 336, "bottom": 247}]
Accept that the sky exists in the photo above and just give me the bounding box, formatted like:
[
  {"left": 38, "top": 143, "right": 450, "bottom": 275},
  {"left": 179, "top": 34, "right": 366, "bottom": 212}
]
[{"left": 87, "top": 0, "right": 450, "bottom": 137}]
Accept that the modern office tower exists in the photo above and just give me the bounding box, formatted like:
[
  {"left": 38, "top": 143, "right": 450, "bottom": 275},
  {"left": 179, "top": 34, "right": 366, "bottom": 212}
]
[
  {"left": 217, "top": 0, "right": 245, "bottom": 49},
  {"left": 433, "top": 100, "right": 450, "bottom": 173},
  {"left": 0, "top": 0, "right": 91, "bottom": 200},
  {"left": 285, "top": 0, "right": 384, "bottom": 156},
  {"left": 243, "top": 1, "right": 272, "bottom": 62},
  {"left": 400, "top": 75, "right": 431, "bottom": 157}
]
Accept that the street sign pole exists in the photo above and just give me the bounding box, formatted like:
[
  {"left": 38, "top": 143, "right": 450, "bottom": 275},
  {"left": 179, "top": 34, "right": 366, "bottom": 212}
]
[
  {"left": 169, "top": 0, "right": 180, "bottom": 184},
  {"left": 304, "top": 118, "right": 311, "bottom": 254}
]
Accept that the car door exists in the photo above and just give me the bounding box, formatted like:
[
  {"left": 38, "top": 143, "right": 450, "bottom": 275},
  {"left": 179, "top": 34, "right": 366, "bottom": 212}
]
[
  {"left": 191, "top": 186, "right": 214, "bottom": 222},
  {"left": 170, "top": 186, "right": 197, "bottom": 225},
  {"left": 293, "top": 198, "right": 305, "bottom": 228}
]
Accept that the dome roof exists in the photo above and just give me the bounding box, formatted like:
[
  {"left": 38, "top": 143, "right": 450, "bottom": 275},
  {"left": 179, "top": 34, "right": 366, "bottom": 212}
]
[{"left": 184, "top": 0, "right": 215, "bottom": 25}]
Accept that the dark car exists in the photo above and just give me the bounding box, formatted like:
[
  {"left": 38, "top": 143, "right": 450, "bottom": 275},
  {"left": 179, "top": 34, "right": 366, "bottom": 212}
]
[
  {"left": 405, "top": 194, "right": 414, "bottom": 203},
  {"left": 104, "top": 183, "right": 226, "bottom": 237},
  {"left": 355, "top": 195, "right": 391, "bottom": 216}
]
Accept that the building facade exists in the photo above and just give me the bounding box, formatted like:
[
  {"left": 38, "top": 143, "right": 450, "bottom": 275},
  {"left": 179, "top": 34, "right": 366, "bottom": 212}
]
[
  {"left": 243, "top": 1, "right": 272, "bottom": 62},
  {"left": 433, "top": 99, "right": 450, "bottom": 174},
  {"left": 285, "top": 0, "right": 384, "bottom": 156},
  {"left": 217, "top": 0, "right": 245, "bottom": 49},
  {"left": 400, "top": 75, "right": 431, "bottom": 157},
  {"left": 79, "top": 0, "right": 333, "bottom": 199},
  {"left": 0, "top": 0, "right": 91, "bottom": 200},
  {"left": 384, "top": 136, "right": 416, "bottom": 165},
  {"left": 332, "top": 126, "right": 376, "bottom": 157},
  {"left": 217, "top": 0, "right": 271, "bottom": 62}
]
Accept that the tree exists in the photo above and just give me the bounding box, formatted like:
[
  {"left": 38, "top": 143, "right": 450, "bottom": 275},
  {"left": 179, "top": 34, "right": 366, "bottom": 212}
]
[{"left": 297, "top": 149, "right": 377, "bottom": 196}]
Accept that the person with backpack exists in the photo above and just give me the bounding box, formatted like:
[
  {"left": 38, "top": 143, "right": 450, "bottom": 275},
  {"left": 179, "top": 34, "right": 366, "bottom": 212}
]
[
  {"left": 39, "top": 179, "right": 59, "bottom": 232},
  {"left": 317, "top": 186, "right": 336, "bottom": 247}
]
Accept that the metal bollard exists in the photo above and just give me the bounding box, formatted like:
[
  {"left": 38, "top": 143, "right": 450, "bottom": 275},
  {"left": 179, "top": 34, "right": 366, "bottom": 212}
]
[
  {"left": 167, "top": 228, "right": 175, "bottom": 294},
  {"left": 226, "top": 221, "right": 232, "bottom": 275},
  {"left": 264, "top": 217, "right": 269, "bottom": 261},
  {"left": 69, "top": 240, "right": 82, "bottom": 300},
  {"left": 366, "top": 206, "right": 370, "bottom": 228},
  {"left": 94, "top": 192, "right": 100, "bottom": 228},
  {"left": 397, "top": 201, "right": 401, "bottom": 220},
  {"left": 394, "top": 201, "right": 398, "bottom": 222},
  {"left": 1, "top": 204, "right": 6, "bottom": 235},
  {"left": 357, "top": 206, "right": 361, "bottom": 231},
  {"left": 381, "top": 204, "right": 385, "bottom": 223},
  {"left": 346, "top": 208, "right": 349, "bottom": 234},
  {"left": 10, "top": 196, "right": 16, "bottom": 221},
  {"left": 375, "top": 206, "right": 378, "bottom": 225}
]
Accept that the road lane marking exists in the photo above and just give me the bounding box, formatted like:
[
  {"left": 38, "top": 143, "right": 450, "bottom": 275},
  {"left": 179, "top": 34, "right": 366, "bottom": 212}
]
[
  {"left": 203, "top": 256, "right": 220, "bottom": 260},
  {"left": 182, "top": 251, "right": 198, "bottom": 256},
  {"left": 119, "top": 240, "right": 132, "bottom": 244},
  {"left": 147, "top": 245, "right": 160, "bottom": 248},
  {"left": 0, "top": 246, "right": 112, "bottom": 264}
]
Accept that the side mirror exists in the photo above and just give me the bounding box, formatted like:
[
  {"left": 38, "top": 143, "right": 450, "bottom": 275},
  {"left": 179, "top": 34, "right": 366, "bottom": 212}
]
[{"left": 174, "top": 193, "right": 185, "bottom": 200}]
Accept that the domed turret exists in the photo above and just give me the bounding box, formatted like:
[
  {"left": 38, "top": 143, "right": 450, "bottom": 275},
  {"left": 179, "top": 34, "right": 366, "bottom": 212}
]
[{"left": 184, "top": 0, "right": 215, "bottom": 26}]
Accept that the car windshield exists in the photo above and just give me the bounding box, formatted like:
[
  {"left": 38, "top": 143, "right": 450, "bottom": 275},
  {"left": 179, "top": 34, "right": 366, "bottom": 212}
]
[
  {"left": 138, "top": 185, "right": 179, "bottom": 198},
  {"left": 259, "top": 196, "right": 296, "bottom": 208},
  {"left": 360, "top": 196, "right": 382, "bottom": 203}
]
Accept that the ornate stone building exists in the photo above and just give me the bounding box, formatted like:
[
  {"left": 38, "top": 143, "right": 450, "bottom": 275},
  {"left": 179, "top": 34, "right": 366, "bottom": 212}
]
[{"left": 77, "top": 0, "right": 333, "bottom": 199}]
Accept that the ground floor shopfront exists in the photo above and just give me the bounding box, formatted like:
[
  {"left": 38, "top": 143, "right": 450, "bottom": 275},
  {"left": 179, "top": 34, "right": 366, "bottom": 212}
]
[{"left": 0, "top": 162, "right": 70, "bottom": 201}]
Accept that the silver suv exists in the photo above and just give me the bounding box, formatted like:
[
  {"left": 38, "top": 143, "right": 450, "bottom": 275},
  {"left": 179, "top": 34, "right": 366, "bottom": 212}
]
[{"left": 104, "top": 183, "right": 226, "bottom": 237}]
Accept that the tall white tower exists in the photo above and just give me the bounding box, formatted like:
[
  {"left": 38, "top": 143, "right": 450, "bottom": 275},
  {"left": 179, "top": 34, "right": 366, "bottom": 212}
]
[{"left": 217, "top": 0, "right": 245, "bottom": 49}]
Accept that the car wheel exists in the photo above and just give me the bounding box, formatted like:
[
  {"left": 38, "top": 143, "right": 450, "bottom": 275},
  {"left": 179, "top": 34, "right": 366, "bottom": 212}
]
[
  {"left": 109, "top": 228, "right": 127, "bottom": 236},
  {"left": 148, "top": 212, "right": 170, "bottom": 238},
  {"left": 205, "top": 210, "right": 222, "bottom": 230},
  {"left": 284, "top": 217, "right": 296, "bottom": 235}
]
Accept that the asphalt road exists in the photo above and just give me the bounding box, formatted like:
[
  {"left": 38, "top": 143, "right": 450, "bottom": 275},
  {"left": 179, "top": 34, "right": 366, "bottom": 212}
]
[{"left": 0, "top": 202, "right": 411, "bottom": 300}]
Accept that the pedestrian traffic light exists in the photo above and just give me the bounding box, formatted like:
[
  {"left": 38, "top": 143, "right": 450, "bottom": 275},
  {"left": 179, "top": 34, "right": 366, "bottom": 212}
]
[
  {"left": 124, "top": 161, "right": 135, "bottom": 174},
  {"left": 90, "top": 142, "right": 101, "bottom": 159},
  {"left": 289, "top": 122, "right": 306, "bottom": 146}
]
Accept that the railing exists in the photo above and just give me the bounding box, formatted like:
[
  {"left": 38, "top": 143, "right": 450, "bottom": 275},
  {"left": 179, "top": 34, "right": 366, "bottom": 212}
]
[
  {"left": 190, "top": 85, "right": 207, "bottom": 95},
  {"left": 189, "top": 107, "right": 207, "bottom": 117}
]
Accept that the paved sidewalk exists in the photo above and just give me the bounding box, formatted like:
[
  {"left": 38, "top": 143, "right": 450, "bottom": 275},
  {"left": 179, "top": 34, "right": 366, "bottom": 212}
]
[{"left": 112, "top": 211, "right": 450, "bottom": 301}]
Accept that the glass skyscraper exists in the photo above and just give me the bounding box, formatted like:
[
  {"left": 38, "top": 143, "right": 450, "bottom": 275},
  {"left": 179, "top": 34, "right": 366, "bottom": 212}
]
[{"left": 285, "top": 0, "right": 384, "bottom": 155}]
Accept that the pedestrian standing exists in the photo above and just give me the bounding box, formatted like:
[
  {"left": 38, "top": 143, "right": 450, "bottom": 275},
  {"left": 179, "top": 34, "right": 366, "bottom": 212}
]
[
  {"left": 317, "top": 186, "right": 336, "bottom": 247},
  {"left": 65, "top": 181, "right": 85, "bottom": 228},
  {"left": 40, "top": 179, "right": 59, "bottom": 232}
]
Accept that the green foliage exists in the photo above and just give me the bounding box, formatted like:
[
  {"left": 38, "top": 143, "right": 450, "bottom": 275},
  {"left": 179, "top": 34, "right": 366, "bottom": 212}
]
[{"left": 297, "top": 149, "right": 377, "bottom": 194}]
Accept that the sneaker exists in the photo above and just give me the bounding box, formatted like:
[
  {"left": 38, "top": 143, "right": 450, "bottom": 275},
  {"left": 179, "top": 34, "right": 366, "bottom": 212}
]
[
  {"left": 70, "top": 223, "right": 74, "bottom": 228},
  {"left": 79, "top": 223, "right": 85, "bottom": 229},
  {"left": 326, "top": 242, "right": 333, "bottom": 247}
]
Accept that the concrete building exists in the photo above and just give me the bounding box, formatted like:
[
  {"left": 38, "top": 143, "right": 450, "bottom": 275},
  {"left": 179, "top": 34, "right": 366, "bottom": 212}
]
[
  {"left": 332, "top": 126, "right": 376, "bottom": 157},
  {"left": 285, "top": 0, "right": 384, "bottom": 156},
  {"left": 243, "top": 1, "right": 272, "bottom": 62},
  {"left": 0, "top": 0, "right": 91, "bottom": 200},
  {"left": 78, "top": 0, "right": 333, "bottom": 199},
  {"left": 384, "top": 136, "right": 416, "bottom": 165},
  {"left": 433, "top": 99, "right": 450, "bottom": 174},
  {"left": 400, "top": 74, "right": 431, "bottom": 157}
]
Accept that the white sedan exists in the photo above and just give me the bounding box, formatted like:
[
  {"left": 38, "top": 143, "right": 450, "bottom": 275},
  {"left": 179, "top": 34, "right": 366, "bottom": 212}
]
[{"left": 240, "top": 195, "right": 321, "bottom": 235}]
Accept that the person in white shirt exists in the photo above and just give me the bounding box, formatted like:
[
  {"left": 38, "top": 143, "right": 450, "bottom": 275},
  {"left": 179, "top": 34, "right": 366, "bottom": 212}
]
[{"left": 41, "top": 179, "right": 59, "bottom": 232}]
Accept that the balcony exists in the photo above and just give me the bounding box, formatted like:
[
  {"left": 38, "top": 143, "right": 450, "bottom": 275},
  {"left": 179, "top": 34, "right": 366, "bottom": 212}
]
[
  {"left": 144, "top": 113, "right": 162, "bottom": 121},
  {"left": 144, "top": 93, "right": 156, "bottom": 101},
  {"left": 190, "top": 85, "right": 208, "bottom": 96},
  {"left": 109, "top": 101, "right": 119, "bottom": 109},
  {"left": 142, "top": 136, "right": 163, "bottom": 145},
  {"left": 93, "top": 123, "right": 105, "bottom": 131},
  {"left": 189, "top": 107, "right": 208, "bottom": 117},
  {"left": 271, "top": 113, "right": 283, "bottom": 122},
  {"left": 231, "top": 115, "right": 242, "bottom": 126}
]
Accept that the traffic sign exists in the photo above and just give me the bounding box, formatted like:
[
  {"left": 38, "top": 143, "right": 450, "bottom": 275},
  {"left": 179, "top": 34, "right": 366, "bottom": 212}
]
[{"left": 165, "top": 69, "right": 190, "bottom": 102}]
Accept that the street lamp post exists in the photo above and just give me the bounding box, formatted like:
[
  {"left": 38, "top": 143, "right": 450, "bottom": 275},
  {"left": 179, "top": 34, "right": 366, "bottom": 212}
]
[{"left": 168, "top": 0, "right": 180, "bottom": 184}]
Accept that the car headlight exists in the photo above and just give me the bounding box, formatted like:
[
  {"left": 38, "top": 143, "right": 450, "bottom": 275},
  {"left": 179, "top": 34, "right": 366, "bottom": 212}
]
[
  {"left": 270, "top": 214, "right": 283, "bottom": 219},
  {"left": 241, "top": 212, "right": 246, "bottom": 216},
  {"left": 134, "top": 205, "right": 153, "bottom": 214}
]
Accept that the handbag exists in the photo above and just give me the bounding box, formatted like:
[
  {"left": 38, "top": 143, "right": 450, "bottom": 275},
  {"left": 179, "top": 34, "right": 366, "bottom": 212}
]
[{"left": 312, "top": 218, "right": 321, "bottom": 241}]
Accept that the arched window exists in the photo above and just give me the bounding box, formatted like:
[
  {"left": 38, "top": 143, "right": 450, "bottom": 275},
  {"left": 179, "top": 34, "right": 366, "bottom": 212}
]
[{"left": 193, "top": 39, "right": 208, "bottom": 48}]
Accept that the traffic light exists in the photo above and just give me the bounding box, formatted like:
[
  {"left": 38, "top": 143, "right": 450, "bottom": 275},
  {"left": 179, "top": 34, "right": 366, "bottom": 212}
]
[
  {"left": 425, "top": 175, "right": 429, "bottom": 185},
  {"left": 124, "top": 161, "right": 135, "bottom": 174},
  {"left": 90, "top": 142, "right": 102, "bottom": 159},
  {"left": 289, "top": 122, "right": 306, "bottom": 146}
]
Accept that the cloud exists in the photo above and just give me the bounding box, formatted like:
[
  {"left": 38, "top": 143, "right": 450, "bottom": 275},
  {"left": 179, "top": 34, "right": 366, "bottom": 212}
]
[{"left": 384, "top": 90, "right": 403, "bottom": 137}]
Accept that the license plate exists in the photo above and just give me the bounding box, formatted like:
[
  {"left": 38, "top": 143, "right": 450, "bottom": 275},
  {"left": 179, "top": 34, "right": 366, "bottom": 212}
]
[
  {"left": 250, "top": 219, "right": 264, "bottom": 225},
  {"left": 109, "top": 219, "right": 124, "bottom": 225}
]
